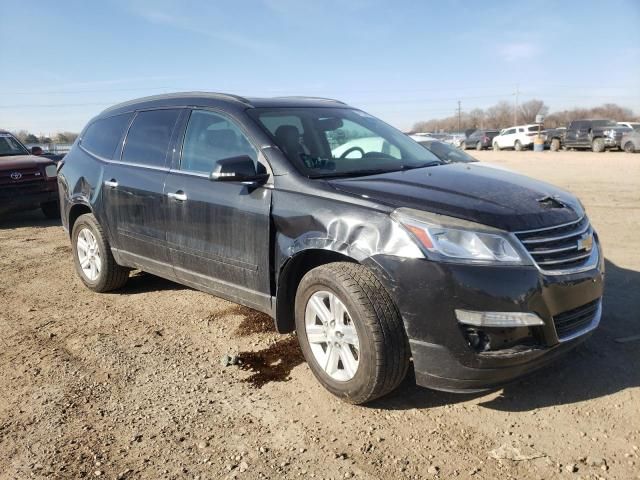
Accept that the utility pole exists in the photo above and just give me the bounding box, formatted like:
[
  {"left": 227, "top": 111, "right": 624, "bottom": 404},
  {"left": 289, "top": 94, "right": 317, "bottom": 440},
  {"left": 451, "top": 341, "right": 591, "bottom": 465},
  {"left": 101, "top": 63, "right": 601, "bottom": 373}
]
[
  {"left": 457, "top": 100, "right": 462, "bottom": 133},
  {"left": 513, "top": 84, "right": 519, "bottom": 125}
]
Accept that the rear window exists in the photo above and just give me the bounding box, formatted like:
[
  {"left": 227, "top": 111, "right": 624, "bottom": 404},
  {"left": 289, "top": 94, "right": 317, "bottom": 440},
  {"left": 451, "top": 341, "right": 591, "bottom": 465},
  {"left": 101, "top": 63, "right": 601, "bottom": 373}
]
[
  {"left": 81, "top": 113, "right": 133, "bottom": 159},
  {"left": 121, "top": 109, "right": 180, "bottom": 167}
]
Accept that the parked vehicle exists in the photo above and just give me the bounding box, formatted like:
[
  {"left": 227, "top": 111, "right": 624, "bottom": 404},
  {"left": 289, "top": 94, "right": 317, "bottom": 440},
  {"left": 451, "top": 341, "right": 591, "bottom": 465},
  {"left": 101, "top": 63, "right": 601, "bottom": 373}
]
[
  {"left": 618, "top": 121, "right": 640, "bottom": 130},
  {"left": 563, "top": 119, "right": 631, "bottom": 152},
  {"left": 621, "top": 129, "right": 640, "bottom": 153},
  {"left": 492, "top": 124, "right": 542, "bottom": 151},
  {"left": 545, "top": 127, "right": 566, "bottom": 151},
  {"left": 410, "top": 136, "right": 478, "bottom": 163},
  {"left": 0, "top": 130, "right": 60, "bottom": 218},
  {"left": 445, "top": 133, "right": 466, "bottom": 148},
  {"left": 462, "top": 129, "right": 500, "bottom": 151},
  {"left": 59, "top": 93, "right": 604, "bottom": 404}
]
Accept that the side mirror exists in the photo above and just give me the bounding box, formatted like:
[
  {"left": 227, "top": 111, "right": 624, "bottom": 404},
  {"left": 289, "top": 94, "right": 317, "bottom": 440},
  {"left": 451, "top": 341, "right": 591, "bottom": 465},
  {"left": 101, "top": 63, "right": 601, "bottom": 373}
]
[
  {"left": 31, "top": 146, "right": 43, "bottom": 156},
  {"left": 209, "top": 155, "right": 269, "bottom": 184}
]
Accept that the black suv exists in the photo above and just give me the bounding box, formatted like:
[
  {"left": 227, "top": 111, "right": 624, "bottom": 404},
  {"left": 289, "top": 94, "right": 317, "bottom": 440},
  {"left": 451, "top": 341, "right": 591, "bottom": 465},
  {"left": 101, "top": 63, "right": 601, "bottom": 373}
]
[
  {"left": 563, "top": 119, "right": 631, "bottom": 152},
  {"left": 58, "top": 93, "right": 604, "bottom": 404},
  {"left": 462, "top": 129, "right": 500, "bottom": 150}
]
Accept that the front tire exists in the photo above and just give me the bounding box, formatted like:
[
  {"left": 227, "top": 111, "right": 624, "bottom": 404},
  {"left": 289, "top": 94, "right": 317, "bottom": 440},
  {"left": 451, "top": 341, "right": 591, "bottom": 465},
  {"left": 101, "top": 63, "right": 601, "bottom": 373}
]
[
  {"left": 493, "top": 141, "right": 501, "bottom": 151},
  {"left": 550, "top": 138, "right": 561, "bottom": 151},
  {"left": 592, "top": 137, "right": 605, "bottom": 153},
  {"left": 72, "top": 213, "right": 129, "bottom": 292},
  {"left": 624, "top": 141, "right": 635, "bottom": 153},
  {"left": 461, "top": 141, "right": 467, "bottom": 150},
  {"left": 295, "top": 262, "right": 409, "bottom": 404},
  {"left": 476, "top": 141, "right": 483, "bottom": 151}
]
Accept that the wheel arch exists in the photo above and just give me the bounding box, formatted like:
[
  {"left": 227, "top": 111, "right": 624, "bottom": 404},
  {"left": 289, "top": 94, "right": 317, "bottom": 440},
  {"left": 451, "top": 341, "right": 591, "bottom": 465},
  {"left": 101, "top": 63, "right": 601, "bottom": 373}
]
[
  {"left": 274, "top": 249, "right": 358, "bottom": 333},
  {"left": 68, "top": 202, "right": 93, "bottom": 237}
]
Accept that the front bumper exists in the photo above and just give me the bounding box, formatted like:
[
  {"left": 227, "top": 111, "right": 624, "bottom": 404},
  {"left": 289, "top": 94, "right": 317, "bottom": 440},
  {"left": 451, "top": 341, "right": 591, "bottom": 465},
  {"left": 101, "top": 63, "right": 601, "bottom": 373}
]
[
  {"left": 0, "top": 189, "right": 58, "bottom": 215},
  {"left": 367, "top": 248, "right": 605, "bottom": 392}
]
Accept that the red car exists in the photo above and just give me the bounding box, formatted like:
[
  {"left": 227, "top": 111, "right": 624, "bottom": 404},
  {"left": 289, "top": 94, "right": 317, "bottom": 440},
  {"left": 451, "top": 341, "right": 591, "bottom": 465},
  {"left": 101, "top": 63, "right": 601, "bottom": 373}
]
[{"left": 0, "top": 130, "right": 60, "bottom": 218}]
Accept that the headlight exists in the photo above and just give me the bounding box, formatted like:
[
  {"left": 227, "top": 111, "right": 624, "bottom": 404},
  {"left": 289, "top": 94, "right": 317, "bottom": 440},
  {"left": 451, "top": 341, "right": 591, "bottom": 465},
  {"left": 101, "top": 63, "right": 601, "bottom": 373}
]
[
  {"left": 391, "top": 208, "right": 527, "bottom": 265},
  {"left": 45, "top": 164, "right": 57, "bottom": 178}
]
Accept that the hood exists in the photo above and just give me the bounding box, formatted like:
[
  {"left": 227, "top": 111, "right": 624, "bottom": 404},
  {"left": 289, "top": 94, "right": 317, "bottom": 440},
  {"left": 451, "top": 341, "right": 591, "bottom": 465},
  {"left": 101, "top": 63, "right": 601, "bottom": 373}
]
[
  {"left": 0, "top": 155, "right": 54, "bottom": 171},
  {"left": 328, "top": 163, "right": 584, "bottom": 232}
]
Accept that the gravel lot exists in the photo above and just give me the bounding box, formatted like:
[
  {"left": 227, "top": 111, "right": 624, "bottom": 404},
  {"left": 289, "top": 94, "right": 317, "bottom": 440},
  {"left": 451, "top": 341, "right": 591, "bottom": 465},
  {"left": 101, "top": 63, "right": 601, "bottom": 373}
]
[{"left": 0, "top": 150, "right": 638, "bottom": 480}]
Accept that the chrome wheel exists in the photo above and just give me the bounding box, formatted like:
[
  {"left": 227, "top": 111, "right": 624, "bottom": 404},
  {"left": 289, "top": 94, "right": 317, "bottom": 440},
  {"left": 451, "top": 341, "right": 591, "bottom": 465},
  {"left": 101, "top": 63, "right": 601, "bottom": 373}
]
[
  {"left": 304, "top": 290, "right": 360, "bottom": 382},
  {"left": 76, "top": 227, "right": 101, "bottom": 281}
]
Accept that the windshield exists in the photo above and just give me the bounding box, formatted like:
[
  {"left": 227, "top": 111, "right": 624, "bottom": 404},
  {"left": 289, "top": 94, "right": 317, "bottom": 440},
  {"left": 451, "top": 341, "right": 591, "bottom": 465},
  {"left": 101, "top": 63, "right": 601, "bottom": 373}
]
[
  {"left": 591, "top": 120, "right": 618, "bottom": 127},
  {"left": 249, "top": 107, "right": 441, "bottom": 178},
  {"left": 418, "top": 140, "right": 478, "bottom": 164},
  {"left": 0, "top": 133, "right": 29, "bottom": 157}
]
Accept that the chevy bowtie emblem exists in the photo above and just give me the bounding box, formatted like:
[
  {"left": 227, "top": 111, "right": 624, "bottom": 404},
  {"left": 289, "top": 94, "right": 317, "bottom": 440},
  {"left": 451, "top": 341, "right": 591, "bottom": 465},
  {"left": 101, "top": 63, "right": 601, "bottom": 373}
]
[
  {"left": 577, "top": 233, "right": 593, "bottom": 252},
  {"left": 10, "top": 171, "right": 22, "bottom": 180}
]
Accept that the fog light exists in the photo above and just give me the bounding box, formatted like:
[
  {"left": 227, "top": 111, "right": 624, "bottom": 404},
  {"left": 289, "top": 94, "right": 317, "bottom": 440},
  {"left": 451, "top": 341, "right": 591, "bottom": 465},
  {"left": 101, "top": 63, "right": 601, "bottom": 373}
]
[
  {"left": 455, "top": 310, "right": 544, "bottom": 327},
  {"left": 464, "top": 327, "right": 491, "bottom": 352}
]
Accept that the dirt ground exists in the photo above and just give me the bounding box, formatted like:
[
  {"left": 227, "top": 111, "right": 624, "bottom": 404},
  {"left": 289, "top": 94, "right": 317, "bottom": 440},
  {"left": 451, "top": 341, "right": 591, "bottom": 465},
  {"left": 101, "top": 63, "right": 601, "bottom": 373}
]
[{"left": 0, "top": 150, "right": 639, "bottom": 480}]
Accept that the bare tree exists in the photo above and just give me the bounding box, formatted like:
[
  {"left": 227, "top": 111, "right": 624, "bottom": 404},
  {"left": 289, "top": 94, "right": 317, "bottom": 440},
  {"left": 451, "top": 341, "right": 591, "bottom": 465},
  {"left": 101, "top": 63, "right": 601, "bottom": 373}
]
[
  {"left": 411, "top": 101, "right": 637, "bottom": 133},
  {"left": 485, "top": 101, "right": 513, "bottom": 129},
  {"left": 519, "top": 99, "right": 548, "bottom": 124}
]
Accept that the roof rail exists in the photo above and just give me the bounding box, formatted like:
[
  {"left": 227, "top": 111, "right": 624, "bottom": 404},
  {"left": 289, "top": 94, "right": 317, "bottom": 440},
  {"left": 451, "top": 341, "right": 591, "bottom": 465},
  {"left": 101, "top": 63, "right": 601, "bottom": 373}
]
[
  {"left": 101, "top": 91, "right": 252, "bottom": 114},
  {"left": 275, "top": 96, "right": 346, "bottom": 105}
]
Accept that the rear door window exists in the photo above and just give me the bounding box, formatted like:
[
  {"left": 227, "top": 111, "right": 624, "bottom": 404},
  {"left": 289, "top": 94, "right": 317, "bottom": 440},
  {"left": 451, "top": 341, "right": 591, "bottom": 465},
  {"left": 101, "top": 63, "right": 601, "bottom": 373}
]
[
  {"left": 504, "top": 128, "right": 516, "bottom": 135},
  {"left": 81, "top": 113, "right": 133, "bottom": 159},
  {"left": 121, "top": 109, "right": 181, "bottom": 168}
]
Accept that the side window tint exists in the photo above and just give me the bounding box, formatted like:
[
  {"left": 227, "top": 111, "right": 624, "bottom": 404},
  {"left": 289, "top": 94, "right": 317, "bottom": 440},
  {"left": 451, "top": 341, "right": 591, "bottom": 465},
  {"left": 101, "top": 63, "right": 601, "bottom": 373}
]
[
  {"left": 122, "top": 109, "right": 180, "bottom": 167},
  {"left": 81, "top": 113, "right": 133, "bottom": 159},
  {"left": 181, "top": 110, "right": 257, "bottom": 174}
]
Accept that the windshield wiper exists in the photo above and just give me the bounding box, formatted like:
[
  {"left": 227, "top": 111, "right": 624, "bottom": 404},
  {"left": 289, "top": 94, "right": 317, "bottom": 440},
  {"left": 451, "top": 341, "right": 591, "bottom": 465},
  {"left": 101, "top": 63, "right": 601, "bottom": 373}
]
[
  {"left": 401, "top": 161, "right": 442, "bottom": 169},
  {"left": 310, "top": 169, "right": 395, "bottom": 179}
]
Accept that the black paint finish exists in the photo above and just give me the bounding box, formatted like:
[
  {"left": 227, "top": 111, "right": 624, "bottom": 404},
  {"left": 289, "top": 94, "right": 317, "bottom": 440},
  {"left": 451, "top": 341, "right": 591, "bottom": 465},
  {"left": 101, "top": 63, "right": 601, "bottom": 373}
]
[{"left": 58, "top": 92, "right": 605, "bottom": 393}]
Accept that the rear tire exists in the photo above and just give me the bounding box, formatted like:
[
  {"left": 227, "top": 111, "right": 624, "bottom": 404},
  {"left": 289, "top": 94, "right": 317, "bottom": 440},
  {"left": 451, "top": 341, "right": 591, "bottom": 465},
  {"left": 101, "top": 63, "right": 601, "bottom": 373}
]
[
  {"left": 550, "top": 138, "right": 560, "bottom": 152},
  {"left": 295, "top": 262, "right": 409, "bottom": 404},
  {"left": 592, "top": 137, "right": 605, "bottom": 153},
  {"left": 624, "top": 141, "right": 635, "bottom": 153},
  {"left": 72, "top": 213, "right": 129, "bottom": 292},
  {"left": 514, "top": 140, "right": 523, "bottom": 151},
  {"left": 476, "top": 141, "right": 483, "bottom": 151},
  {"left": 41, "top": 201, "right": 60, "bottom": 219}
]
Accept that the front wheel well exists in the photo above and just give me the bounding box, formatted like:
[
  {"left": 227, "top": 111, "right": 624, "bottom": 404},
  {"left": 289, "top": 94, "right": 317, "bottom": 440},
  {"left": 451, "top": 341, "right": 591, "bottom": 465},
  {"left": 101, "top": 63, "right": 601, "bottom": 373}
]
[
  {"left": 68, "top": 203, "right": 92, "bottom": 236},
  {"left": 274, "top": 249, "right": 357, "bottom": 333}
]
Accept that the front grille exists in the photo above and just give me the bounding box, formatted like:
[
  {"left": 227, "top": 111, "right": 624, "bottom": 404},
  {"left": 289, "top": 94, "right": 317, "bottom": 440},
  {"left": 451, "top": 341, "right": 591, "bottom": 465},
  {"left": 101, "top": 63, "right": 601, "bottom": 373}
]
[
  {"left": 553, "top": 299, "right": 600, "bottom": 340},
  {"left": 514, "top": 217, "right": 595, "bottom": 272},
  {"left": 0, "top": 167, "right": 45, "bottom": 186}
]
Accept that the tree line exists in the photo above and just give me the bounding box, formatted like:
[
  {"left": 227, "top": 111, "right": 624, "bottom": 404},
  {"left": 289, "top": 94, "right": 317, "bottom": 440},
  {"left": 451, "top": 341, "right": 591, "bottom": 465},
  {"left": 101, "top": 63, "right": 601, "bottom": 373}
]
[
  {"left": 12, "top": 130, "right": 79, "bottom": 145},
  {"left": 411, "top": 100, "right": 638, "bottom": 133}
]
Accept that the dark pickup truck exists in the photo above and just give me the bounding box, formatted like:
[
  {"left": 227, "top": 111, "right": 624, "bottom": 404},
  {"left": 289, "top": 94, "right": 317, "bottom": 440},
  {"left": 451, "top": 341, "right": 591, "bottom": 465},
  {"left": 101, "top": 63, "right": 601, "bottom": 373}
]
[
  {"left": 0, "top": 130, "right": 60, "bottom": 218},
  {"left": 559, "top": 120, "right": 631, "bottom": 152}
]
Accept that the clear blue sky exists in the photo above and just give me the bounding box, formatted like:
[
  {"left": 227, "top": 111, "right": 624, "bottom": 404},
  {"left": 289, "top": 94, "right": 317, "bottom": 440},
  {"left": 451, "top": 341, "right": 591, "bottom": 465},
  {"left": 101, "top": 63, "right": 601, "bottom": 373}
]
[{"left": 1, "top": 0, "right": 639, "bottom": 134}]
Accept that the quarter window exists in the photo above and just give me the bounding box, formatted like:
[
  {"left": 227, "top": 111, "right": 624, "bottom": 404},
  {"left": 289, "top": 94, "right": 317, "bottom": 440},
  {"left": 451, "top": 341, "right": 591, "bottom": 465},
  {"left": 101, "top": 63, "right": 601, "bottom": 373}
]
[
  {"left": 81, "top": 113, "right": 133, "bottom": 159},
  {"left": 121, "top": 109, "right": 180, "bottom": 167},
  {"left": 180, "top": 110, "right": 257, "bottom": 174}
]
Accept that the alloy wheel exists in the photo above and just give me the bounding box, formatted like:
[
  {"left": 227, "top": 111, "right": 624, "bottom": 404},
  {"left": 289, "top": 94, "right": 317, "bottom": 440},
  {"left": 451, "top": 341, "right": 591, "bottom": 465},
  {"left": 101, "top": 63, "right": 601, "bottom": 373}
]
[
  {"left": 304, "top": 290, "right": 360, "bottom": 382},
  {"left": 76, "top": 227, "right": 102, "bottom": 281}
]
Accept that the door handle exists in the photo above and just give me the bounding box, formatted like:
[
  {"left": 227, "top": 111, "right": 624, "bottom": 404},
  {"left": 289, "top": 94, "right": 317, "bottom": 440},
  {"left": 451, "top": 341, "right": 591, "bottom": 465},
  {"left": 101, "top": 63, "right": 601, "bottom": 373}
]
[
  {"left": 104, "top": 179, "right": 118, "bottom": 188},
  {"left": 167, "top": 191, "right": 187, "bottom": 202}
]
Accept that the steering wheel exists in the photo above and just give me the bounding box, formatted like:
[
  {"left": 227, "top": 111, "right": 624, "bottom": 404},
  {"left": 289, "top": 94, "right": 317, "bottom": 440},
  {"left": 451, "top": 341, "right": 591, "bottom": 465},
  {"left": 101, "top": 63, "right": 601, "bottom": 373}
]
[{"left": 339, "top": 146, "right": 366, "bottom": 159}]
